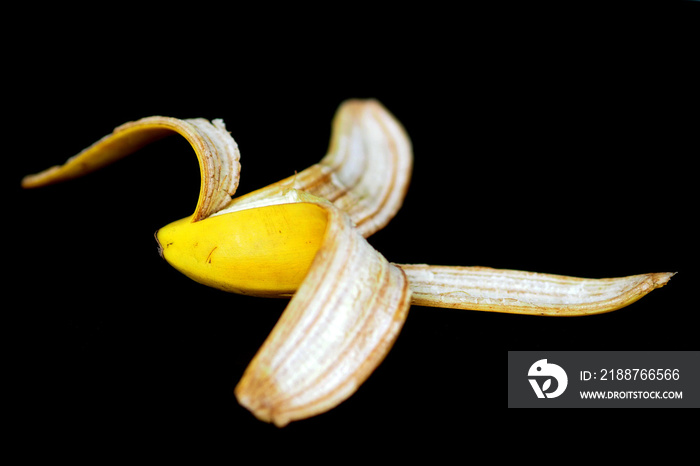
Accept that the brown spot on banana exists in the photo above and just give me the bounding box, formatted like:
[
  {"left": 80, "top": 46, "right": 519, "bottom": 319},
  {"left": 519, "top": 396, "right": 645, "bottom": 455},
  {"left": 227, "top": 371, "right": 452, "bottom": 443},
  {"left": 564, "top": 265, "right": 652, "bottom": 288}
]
[{"left": 206, "top": 246, "right": 218, "bottom": 264}]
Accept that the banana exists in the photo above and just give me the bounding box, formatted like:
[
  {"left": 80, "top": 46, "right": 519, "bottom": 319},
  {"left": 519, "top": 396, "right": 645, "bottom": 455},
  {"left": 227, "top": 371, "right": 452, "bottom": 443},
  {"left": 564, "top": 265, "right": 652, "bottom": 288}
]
[{"left": 22, "top": 99, "right": 674, "bottom": 426}]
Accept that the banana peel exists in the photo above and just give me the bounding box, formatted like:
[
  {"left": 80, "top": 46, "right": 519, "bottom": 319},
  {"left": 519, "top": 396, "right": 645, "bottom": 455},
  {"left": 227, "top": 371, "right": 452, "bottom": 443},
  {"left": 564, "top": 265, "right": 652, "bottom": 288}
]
[{"left": 22, "top": 99, "right": 674, "bottom": 426}]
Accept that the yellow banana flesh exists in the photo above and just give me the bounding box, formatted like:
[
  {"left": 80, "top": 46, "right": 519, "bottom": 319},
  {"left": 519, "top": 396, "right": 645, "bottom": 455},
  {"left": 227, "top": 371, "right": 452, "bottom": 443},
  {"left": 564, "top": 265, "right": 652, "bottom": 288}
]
[
  {"left": 156, "top": 202, "right": 327, "bottom": 297},
  {"left": 21, "top": 99, "right": 674, "bottom": 426}
]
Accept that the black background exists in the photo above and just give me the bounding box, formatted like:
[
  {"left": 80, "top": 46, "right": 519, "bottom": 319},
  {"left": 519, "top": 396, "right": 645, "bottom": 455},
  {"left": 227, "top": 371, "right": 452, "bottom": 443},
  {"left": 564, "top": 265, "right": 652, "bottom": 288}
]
[{"left": 6, "top": 2, "right": 697, "bottom": 458}]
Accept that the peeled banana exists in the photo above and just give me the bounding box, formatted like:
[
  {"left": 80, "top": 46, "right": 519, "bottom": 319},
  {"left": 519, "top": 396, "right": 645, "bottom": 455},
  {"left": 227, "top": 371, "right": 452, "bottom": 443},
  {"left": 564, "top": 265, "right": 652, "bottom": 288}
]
[{"left": 22, "top": 99, "right": 673, "bottom": 426}]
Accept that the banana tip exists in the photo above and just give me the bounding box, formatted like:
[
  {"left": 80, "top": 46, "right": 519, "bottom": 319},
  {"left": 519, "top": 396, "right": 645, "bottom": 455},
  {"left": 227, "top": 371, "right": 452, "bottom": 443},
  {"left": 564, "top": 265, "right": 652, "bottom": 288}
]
[
  {"left": 21, "top": 175, "right": 38, "bottom": 189},
  {"left": 652, "top": 272, "right": 676, "bottom": 288},
  {"left": 154, "top": 231, "right": 164, "bottom": 259}
]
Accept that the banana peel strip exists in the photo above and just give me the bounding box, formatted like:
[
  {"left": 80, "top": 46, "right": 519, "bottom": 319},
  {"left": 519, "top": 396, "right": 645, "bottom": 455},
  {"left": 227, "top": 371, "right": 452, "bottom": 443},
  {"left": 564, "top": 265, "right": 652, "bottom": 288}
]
[
  {"left": 211, "top": 99, "right": 413, "bottom": 238},
  {"left": 22, "top": 116, "right": 241, "bottom": 222},
  {"left": 234, "top": 193, "right": 411, "bottom": 427},
  {"left": 399, "top": 264, "right": 674, "bottom": 316}
]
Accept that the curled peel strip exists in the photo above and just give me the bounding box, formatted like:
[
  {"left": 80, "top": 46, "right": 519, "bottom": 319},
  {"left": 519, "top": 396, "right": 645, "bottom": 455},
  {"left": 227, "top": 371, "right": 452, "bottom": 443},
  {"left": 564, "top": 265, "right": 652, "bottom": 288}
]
[
  {"left": 21, "top": 99, "right": 674, "bottom": 426},
  {"left": 22, "top": 116, "right": 241, "bottom": 222},
  {"left": 213, "top": 99, "right": 413, "bottom": 237}
]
